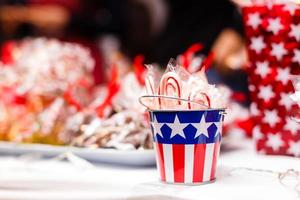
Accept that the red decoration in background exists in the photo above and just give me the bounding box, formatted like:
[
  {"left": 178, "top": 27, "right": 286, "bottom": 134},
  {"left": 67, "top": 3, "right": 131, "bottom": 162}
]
[
  {"left": 231, "top": 92, "right": 247, "bottom": 103},
  {"left": 243, "top": 4, "right": 300, "bottom": 157},
  {"left": 1, "top": 41, "right": 16, "bottom": 65},
  {"left": 64, "top": 78, "right": 91, "bottom": 111},
  {"left": 133, "top": 55, "right": 146, "bottom": 85},
  {"left": 201, "top": 52, "right": 214, "bottom": 72},
  {"left": 95, "top": 64, "right": 120, "bottom": 118},
  {"left": 182, "top": 43, "right": 203, "bottom": 69}
]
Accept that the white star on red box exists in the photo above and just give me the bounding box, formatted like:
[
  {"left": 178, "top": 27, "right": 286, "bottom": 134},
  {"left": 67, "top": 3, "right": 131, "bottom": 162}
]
[
  {"left": 247, "top": 13, "right": 261, "bottom": 29},
  {"left": 292, "top": 49, "right": 300, "bottom": 64},
  {"left": 284, "top": 117, "right": 299, "bottom": 136},
  {"left": 266, "top": 133, "right": 284, "bottom": 151},
  {"left": 267, "top": 18, "right": 283, "bottom": 35},
  {"left": 250, "top": 36, "right": 266, "bottom": 54},
  {"left": 271, "top": 43, "right": 287, "bottom": 61},
  {"left": 263, "top": 109, "right": 280, "bottom": 128},
  {"left": 283, "top": 3, "right": 299, "bottom": 15},
  {"left": 258, "top": 85, "right": 275, "bottom": 102},
  {"left": 288, "top": 141, "right": 300, "bottom": 157},
  {"left": 255, "top": 61, "right": 270, "bottom": 78},
  {"left": 279, "top": 92, "right": 294, "bottom": 110},
  {"left": 289, "top": 24, "right": 300, "bottom": 41},
  {"left": 276, "top": 68, "right": 291, "bottom": 85}
]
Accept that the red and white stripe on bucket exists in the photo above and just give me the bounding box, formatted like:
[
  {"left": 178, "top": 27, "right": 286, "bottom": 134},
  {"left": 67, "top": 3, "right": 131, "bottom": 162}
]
[{"left": 154, "top": 142, "right": 221, "bottom": 184}]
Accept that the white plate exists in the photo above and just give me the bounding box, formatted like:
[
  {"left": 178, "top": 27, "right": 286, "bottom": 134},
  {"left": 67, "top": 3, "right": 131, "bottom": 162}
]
[{"left": 0, "top": 142, "right": 156, "bottom": 166}]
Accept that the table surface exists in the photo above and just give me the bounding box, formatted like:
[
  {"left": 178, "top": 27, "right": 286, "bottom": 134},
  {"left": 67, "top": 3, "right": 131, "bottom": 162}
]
[{"left": 0, "top": 139, "right": 299, "bottom": 200}]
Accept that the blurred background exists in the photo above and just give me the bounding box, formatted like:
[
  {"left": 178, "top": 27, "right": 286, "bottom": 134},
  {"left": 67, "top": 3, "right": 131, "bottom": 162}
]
[{"left": 0, "top": 0, "right": 249, "bottom": 96}]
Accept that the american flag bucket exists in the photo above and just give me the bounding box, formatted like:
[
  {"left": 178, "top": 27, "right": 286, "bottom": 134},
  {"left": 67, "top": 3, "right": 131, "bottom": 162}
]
[{"left": 140, "top": 95, "right": 226, "bottom": 185}]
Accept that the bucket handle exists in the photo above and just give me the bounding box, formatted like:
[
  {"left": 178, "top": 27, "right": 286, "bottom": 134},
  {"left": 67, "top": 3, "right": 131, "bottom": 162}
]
[{"left": 139, "top": 95, "right": 226, "bottom": 115}]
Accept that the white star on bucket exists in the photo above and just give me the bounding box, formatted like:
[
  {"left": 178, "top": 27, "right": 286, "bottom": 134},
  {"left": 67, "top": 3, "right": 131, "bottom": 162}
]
[
  {"left": 289, "top": 24, "right": 300, "bottom": 41},
  {"left": 263, "top": 109, "right": 280, "bottom": 128},
  {"left": 255, "top": 61, "right": 270, "bottom": 78},
  {"left": 288, "top": 141, "right": 300, "bottom": 157},
  {"left": 271, "top": 43, "right": 287, "bottom": 61},
  {"left": 267, "top": 17, "right": 283, "bottom": 35},
  {"left": 166, "top": 115, "right": 188, "bottom": 139},
  {"left": 151, "top": 114, "right": 165, "bottom": 138},
  {"left": 258, "top": 85, "right": 275, "bottom": 102},
  {"left": 191, "top": 115, "right": 213, "bottom": 138},
  {"left": 266, "top": 134, "right": 284, "bottom": 151},
  {"left": 276, "top": 68, "right": 291, "bottom": 85},
  {"left": 214, "top": 122, "right": 222, "bottom": 137},
  {"left": 250, "top": 36, "right": 266, "bottom": 54},
  {"left": 247, "top": 12, "right": 261, "bottom": 29}
]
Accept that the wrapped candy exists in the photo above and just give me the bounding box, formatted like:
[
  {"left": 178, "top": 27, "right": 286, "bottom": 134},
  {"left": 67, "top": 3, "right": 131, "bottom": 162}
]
[
  {"left": 141, "top": 55, "right": 226, "bottom": 184},
  {"left": 144, "top": 59, "right": 225, "bottom": 110},
  {"left": 0, "top": 38, "right": 95, "bottom": 144},
  {"left": 59, "top": 57, "right": 153, "bottom": 149}
]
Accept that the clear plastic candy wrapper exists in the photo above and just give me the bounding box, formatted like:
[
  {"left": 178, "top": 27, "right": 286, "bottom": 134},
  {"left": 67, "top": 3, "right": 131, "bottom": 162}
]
[
  {"left": 0, "top": 38, "right": 153, "bottom": 150},
  {"left": 144, "top": 58, "right": 226, "bottom": 110}
]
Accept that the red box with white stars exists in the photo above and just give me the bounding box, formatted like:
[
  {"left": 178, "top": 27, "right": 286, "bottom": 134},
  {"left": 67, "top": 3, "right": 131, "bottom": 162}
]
[{"left": 242, "top": 3, "right": 300, "bottom": 157}]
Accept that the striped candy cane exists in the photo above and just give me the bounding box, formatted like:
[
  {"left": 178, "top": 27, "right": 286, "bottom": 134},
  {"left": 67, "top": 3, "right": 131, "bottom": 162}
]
[
  {"left": 188, "top": 91, "right": 211, "bottom": 110},
  {"left": 159, "top": 72, "right": 182, "bottom": 109}
]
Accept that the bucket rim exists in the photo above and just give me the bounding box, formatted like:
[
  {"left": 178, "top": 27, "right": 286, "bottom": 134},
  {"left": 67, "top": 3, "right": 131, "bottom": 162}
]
[{"left": 139, "top": 95, "right": 227, "bottom": 113}]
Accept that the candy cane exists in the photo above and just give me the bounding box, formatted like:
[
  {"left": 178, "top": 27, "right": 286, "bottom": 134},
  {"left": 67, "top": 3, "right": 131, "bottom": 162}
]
[
  {"left": 159, "top": 72, "right": 182, "bottom": 108},
  {"left": 188, "top": 91, "right": 211, "bottom": 109},
  {"left": 145, "top": 75, "right": 155, "bottom": 95}
]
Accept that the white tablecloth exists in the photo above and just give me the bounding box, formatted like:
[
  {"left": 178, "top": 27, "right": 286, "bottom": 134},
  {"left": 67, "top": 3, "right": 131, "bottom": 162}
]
[{"left": 0, "top": 139, "right": 299, "bottom": 200}]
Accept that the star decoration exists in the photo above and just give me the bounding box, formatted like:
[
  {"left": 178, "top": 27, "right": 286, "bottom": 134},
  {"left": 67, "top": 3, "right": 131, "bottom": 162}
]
[
  {"left": 258, "top": 85, "right": 275, "bottom": 102},
  {"left": 284, "top": 117, "right": 299, "bottom": 136},
  {"left": 267, "top": 17, "right": 283, "bottom": 35},
  {"left": 276, "top": 68, "right": 291, "bottom": 85},
  {"left": 151, "top": 114, "right": 165, "bottom": 138},
  {"left": 250, "top": 36, "right": 266, "bottom": 54},
  {"left": 247, "top": 12, "right": 261, "bottom": 29},
  {"left": 271, "top": 43, "right": 287, "bottom": 61},
  {"left": 166, "top": 115, "right": 188, "bottom": 139},
  {"left": 266, "top": 133, "right": 284, "bottom": 151},
  {"left": 191, "top": 115, "right": 212, "bottom": 138},
  {"left": 279, "top": 92, "right": 294, "bottom": 110},
  {"left": 288, "top": 141, "right": 300, "bottom": 157},
  {"left": 263, "top": 109, "right": 280, "bottom": 128},
  {"left": 289, "top": 24, "right": 300, "bottom": 41},
  {"left": 255, "top": 61, "right": 270, "bottom": 78},
  {"left": 253, "top": 125, "right": 263, "bottom": 140},
  {"left": 214, "top": 122, "right": 222, "bottom": 137},
  {"left": 283, "top": 3, "right": 299, "bottom": 15},
  {"left": 243, "top": 5, "right": 300, "bottom": 157},
  {"left": 250, "top": 102, "right": 260, "bottom": 116},
  {"left": 292, "top": 49, "right": 300, "bottom": 64}
]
